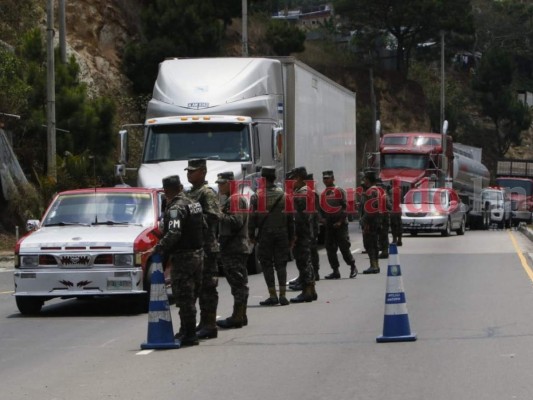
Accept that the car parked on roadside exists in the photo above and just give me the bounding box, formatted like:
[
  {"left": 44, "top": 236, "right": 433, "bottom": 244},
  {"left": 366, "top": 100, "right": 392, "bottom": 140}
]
[
  {"left": 401, "top": 187, "right": 467, "bottom": 236},
  {"left": 13, "top": 187, "right": 164, "bottom": 314}
]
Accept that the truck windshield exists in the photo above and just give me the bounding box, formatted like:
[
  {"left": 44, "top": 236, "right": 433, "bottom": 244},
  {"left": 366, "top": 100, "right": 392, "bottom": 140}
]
[
  {"left": 143, "top": 123, "right": 251, "bottom": 162},
  {"left": 482, "top": 191, "right": 503, "bottom": 202},
  {"left": 382, "top": 154, "right": 428, "bottom": 170},
  {"left": 496, "top": 179, "right": 533, "bottom": 195}
]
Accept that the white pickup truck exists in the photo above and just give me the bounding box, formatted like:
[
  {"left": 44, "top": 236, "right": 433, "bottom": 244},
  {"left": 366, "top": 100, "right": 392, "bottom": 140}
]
[{"left": 13, "top": 187, "right": 164, "bottom": 314}]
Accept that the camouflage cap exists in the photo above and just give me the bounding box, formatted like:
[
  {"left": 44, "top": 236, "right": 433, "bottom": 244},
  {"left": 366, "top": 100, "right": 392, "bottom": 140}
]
[
  {"left": 287, "top": 166, "right": 307, "bottom": 179},
  {"left": 322, "top": 170, "right": 334, "bottom": 178},
  {"left": 261, "top": 166, "right": 276, "bottom": 178},
  {"left": 162, "top": 175, "right": 181, "bottom": 189},
  {"left": 215, "top": 171, "right": 234, "bottom": 184},
  {"left": 184, "top": 158, "right": 207, "bottom": 171}
]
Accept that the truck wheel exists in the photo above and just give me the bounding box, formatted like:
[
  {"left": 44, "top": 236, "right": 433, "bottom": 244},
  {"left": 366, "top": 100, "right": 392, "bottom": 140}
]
[
  {"left": 16, "top": 296, "right": 44, "bottom": 315},
  {"left": 441, "top": 219, "right": 451, "bottom": 237},
  {"left": 410, "top": 231, "right": 418, "bottom": 236},
  {"left": 456, "top": 217, "right": 466, "bottom": 235}
]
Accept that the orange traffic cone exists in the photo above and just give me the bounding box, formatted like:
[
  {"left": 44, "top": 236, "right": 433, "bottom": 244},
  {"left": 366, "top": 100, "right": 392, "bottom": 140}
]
[
  {"left": 141, "top": 253, "right": 180, "bottom": 349},
  {"left": 376, "top": 243, "right": 416, "bottom": 343}
]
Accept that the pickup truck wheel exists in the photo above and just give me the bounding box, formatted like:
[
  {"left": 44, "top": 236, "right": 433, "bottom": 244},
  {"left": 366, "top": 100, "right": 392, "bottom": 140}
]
[
  {"left": 441, "top": 219, "right": 451, "bottom": 237},
  {"left": 16, "top": 296, "right": 44, "bottom": 315},
  {"left": 456, "top": 217, "right": 466, "bottom": 235}
]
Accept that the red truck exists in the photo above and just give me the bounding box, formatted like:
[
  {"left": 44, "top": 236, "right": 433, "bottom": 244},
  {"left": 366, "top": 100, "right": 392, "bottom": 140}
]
[
  {"left": 374, "top": 132, "right": 489, "bottom": 210},
  {"left": 495, "top": 159, "right": 533, "bottom": 226}
]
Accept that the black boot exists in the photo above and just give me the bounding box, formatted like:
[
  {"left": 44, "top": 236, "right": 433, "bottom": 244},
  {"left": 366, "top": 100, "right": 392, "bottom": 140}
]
[
  {"left": 290, "top": 285, "right": 314, "bottom": 303},
  {"left": 180, "top": 320, "right": 199, "bottom": 346},
  {"left": 259, "top": 296, "right": 279, "bottom": 306},
  {"left": 324, "top": 269, "right": 340, "bottom": 279},
  {"left": 216, "top": 304, "right": 244, "bottom": 329},
  {"left": 196, "top": 312, "right": 218, "bottom": 339},
  {"left": 349, "top": 263, "right": 358, "bottom": 278}
]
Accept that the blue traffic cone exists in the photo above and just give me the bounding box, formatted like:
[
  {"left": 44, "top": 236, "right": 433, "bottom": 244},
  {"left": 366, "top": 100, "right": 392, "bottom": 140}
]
[
  {"left": 376, "top": 243, "right": 417, "bottom": 343},
  {"left": 141, "top": 253, "right": 180, "bottom": 349}
]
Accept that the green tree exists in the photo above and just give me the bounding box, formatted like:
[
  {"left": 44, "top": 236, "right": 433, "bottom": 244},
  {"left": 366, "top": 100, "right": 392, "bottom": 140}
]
[
  {"left": 265, "top": 19, "right": 306, "bottom": 55},
  {"left": 334, "top": 0, "right": 475, "bottom": 74},
  {"left": 472, "top": 48, "right": 531, "bottom": 157},
  {"left": 124, "top": 0, "right": 242, "bottom": 94},
  {"left": 12, "top": 29, "right": 116, "bottom": 187}
]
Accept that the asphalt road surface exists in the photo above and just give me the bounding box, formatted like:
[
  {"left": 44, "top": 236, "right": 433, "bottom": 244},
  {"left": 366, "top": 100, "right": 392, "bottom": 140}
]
[{"left": 2, "top": 224, "right": 533, "bottom": 400}]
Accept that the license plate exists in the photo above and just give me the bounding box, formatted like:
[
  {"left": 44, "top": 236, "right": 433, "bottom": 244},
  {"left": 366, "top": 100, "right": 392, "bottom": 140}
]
[{"left": 107, "top": 278, "right": 132, "bottom": 290}]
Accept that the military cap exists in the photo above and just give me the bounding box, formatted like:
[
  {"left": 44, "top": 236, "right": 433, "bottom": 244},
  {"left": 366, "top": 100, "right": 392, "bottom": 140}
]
[
  {"left": 306, "top": 173, "right": 314, "bottom": 180},
  {"left": 364, "top": 170, "right": 377, "bottom": 183},
  {"left": 322, "top": 170, "right": 334, "bottom": 178},
  {"left": 215, "top": 171, "right": 234, "bottom": 184},
  {"left": 286, "top": 166, "right": 307, "bottom": 179},
  {"left": 184, "top": 158, "right": 207, "bottom": 171},
  {"left": 162, "top": 175, "right": 181, "bottom": 189},
  {"left": 261, "top": 166, "right": 276, "bottom": 178}
]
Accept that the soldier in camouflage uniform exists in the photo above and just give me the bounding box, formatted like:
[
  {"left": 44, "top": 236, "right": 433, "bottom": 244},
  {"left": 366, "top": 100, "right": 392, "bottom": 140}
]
[
  {"left": 307, "top": 173, "right": 321, "bottom": 281},
  {"left": 185, "top": 158, "right": 221, "bottom": 339},
  {"left": 389, "top": 180, "right": 403, "bottom": 246},
  {"left": 249, "top": 166, "right": 295, "bottom": 306},
  {"left": 287, "top": 167, "right": 317, "bottom": 303},
  {"left": 153, "top": 175, "right": 204, "bottom": 347},
  {"left": 215, "top": 171, "right": 250, "bottom": 329},
  {"left": 361, "top": 171, "right": 382, "bottom": 274},
  {"left": 321, "top": 170, "right": 358, "bottom": 279},
  {"left": 377, "top": 179, "right": 391, "bottom": 259},
  {"left": 288, "top": 172, "right": 321, "bottom": 290}
]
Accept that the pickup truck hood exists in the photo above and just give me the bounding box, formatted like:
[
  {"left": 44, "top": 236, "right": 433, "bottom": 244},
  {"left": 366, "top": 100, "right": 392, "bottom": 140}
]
[
  {"left": 18, "top": 225, "right": 148, "bottom": 252},
  {"left": 137, "top": 160, "right": 246, "bottom": 191}
]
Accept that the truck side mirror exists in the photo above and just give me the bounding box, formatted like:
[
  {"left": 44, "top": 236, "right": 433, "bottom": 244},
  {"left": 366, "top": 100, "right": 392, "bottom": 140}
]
[
  {"left": 118, "top": 129, "right": 129, "bottom": 164},
  {"left": 272, "top": 127, "right": 283, "bottom": 161}
]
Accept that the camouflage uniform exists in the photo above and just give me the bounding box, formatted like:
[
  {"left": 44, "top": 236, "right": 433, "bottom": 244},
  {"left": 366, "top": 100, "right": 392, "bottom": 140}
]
[
  {"left": 216, "top": 173, "right": 250, "bottom": 328},
  {"left": 389, "top": 184, "right": 403, "bottom": 246},
  {"left": 154, "top": 191, "right": 204, "bottom": 345},
  {"left": 321, "top": 170, "right": 357, "bottom": 279},
  {"left": 249, "top": 167, "right": 295, "bottom": 306},
  {"left": 288, "top": 168, "right": 317, "bottom": 303},
  {"left": 361, "top": 171, "right": 381, "bottom": 274},
  {"left": 308, "top": 175, "right": 321, "bottom": 281},
  {"left": 186, "top": 181, "right": 221, "bottom": 338},
  {"left": 378, "top": 183, "right": 392, "bottom": 258}
]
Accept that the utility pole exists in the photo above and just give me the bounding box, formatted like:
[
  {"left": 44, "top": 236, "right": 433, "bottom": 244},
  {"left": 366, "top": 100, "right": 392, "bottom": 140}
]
[
  {"left": 46, "top": 0, "right": 57, "bottom": 181},
  {"left": 439, "top": 30, "right": 446, "bottom": 188},
  {"left": 440, "top": 30, "right": 445, "bottom": 134},
  {"left": 59, "top": 0, "right": 66, "bottom": 64},
  {"left": 242, "top": 0, "right": 248, "bottom": 56}
]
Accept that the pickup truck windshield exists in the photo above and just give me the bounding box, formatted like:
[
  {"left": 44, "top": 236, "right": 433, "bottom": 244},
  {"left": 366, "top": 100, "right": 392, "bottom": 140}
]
[
  {"left": 144, "top": 123, "right": 251, "bottom": 163},
  {"left": 42, "top": 193, "right": 153, "bottom": 227}
]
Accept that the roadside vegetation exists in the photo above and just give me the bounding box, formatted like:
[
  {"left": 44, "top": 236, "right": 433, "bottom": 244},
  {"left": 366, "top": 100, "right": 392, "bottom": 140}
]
[{"left": 0, "top": 0, "right": 532, "bottom": 240}]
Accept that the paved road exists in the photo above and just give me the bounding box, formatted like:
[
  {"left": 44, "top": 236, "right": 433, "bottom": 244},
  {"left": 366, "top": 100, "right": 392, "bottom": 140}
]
[{"left": 2, "top": 225, "right": 533, "bottom": 400}]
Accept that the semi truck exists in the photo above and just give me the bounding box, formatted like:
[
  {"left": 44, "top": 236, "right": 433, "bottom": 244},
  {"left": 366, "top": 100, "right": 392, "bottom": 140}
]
[
  {"left": 366, "top": 124, "right": 489, "bottom": 223},
  {"left": 115, "top": 57, "right": 357, "bottom": 271},
  {"left": 495, "top": 159, "right": 533, "bottom": 225},
  {"left": 116, "top": 57, "right": 356, "bottom": 194}
]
